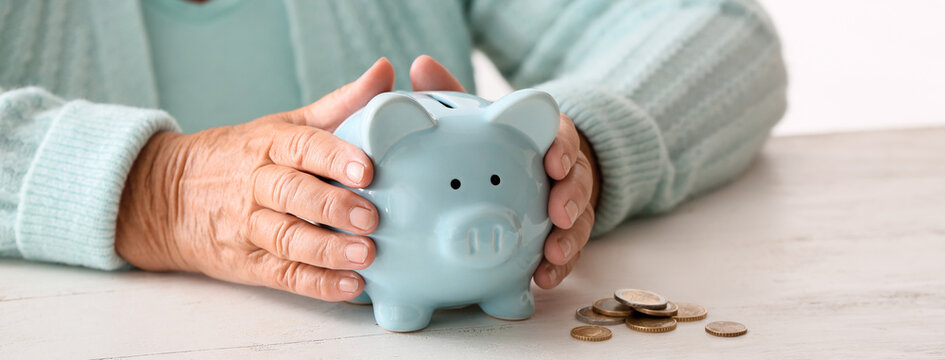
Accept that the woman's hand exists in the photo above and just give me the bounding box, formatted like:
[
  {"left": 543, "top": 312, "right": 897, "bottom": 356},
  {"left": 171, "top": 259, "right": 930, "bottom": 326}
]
[
  {"left": 115, "top": 59, "right": 397, "bottom": 301},
  {"left": 532, "top": 115, "right": 599, "bottom": 289},
  {"left": 409, "top": 55, "right": 601, "bottom": 289}
]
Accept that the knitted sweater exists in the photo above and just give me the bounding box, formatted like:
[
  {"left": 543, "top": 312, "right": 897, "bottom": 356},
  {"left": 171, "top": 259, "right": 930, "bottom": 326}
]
[{"left": 0, "top": 0, "right": 787, "bottom": 270}]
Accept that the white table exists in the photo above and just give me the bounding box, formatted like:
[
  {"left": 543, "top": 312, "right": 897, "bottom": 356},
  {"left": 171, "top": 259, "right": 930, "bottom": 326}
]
[{"left": 3, "top": 128, "right": 944, "bottom": 359}]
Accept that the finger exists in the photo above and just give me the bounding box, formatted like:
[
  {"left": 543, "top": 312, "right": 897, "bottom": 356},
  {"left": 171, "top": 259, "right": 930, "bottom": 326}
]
[
  {"left": 247, "top": 208, "right": 375, "bottom": 269},
  {"left": 267, "top": 122, "right": 374, "bottom": 188},
  {"left": 281, "top": 57, "right": 395, "bottom": 131},
  {"left": 252, "top": 164, "right": 378, "bottom": 234},
  {"left": 544, "top": 114, "right": 580, "bottom": 180},
  {"left": 543, "top": 205, "right": 594, "bottom": 266},
  {"left": 410, "top": 55, "right": 466, "bottom": 92},
  {"left": 547, "top": 152, "right": 594, "bottom": 229},
  {"left": 533, "top": 251, "right": 581, "bottom": 289},
  {"left": 247, "top": 251, "right": 365, "bottom": 301}
]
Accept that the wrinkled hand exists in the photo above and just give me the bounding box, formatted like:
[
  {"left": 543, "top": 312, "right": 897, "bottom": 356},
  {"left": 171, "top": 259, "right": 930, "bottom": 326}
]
[
  {"left": 533, "top": 113, "right": 600, "bottom": 289},
  {"left": 408, "top": 55, "right": 601, "bottom": 289},
  {"left": 116, "top": 59, "right": 398, "bottom": 301}
]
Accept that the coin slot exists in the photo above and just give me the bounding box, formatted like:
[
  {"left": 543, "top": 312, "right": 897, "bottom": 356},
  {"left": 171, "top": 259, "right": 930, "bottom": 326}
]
[{"left": 427, "top": 94, "right": 455, "bottom": 109}]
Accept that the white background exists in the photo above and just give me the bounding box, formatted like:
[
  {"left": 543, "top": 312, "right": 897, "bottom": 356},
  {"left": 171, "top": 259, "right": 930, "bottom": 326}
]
[{"left": 472, "top": 0, "right": 945, "bottom": 136}]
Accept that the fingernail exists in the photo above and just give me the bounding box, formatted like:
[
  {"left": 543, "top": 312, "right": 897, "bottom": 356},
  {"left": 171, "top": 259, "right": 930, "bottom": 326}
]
[
  {"left": 565, "top": 200, "right": 579, "bottom": 226},
  {"left": 558, "top": 236, "right": 573, "bottom": 260},
  {"left": 345, "top": 243, "right": 368, "bottom": 264},
  {"left": 339, "top": 277, "right": 359, "bottom": 293},
  {"left": 561, "top": 153, "right": 572, "bottom": 174},
  {"left": 346, "top": 162, "right": 365, "bottom": 184},
  {"left": 349, "top": 207, "right": 375, "bottom": 231},
  {"left": 547, "top": 265, "right": 558, "bottom": 285}
]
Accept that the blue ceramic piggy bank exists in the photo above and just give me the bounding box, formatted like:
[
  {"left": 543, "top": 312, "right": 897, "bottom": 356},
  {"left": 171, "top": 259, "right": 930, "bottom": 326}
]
[{"left": 332, "top": 89, "right": 559, "bottom": 332}]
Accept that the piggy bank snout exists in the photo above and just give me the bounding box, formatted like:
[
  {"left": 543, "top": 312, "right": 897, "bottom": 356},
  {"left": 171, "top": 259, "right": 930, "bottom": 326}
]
[
  {"left": 437, "top": 206, "right": 523, "bottom": 269},
  {"left": 460, "top": 215, "right": 518, "bottom": 253}
]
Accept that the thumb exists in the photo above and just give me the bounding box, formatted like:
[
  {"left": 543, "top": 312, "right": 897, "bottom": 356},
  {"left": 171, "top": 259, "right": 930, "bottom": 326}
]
[
  {"left": 283, "top": 57, "right": 395, "bottom": 130},
  {"left": 410, "top": 55, "right": 466, "bottom": 92}
]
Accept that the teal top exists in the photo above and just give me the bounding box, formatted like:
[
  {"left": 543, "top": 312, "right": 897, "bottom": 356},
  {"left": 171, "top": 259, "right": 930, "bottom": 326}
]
[
  {"left": 142, "top": 0, "right": 300, "bottom": 133},
  {"left": 0, "top": 0, "right": 787, "bottom": 270}
]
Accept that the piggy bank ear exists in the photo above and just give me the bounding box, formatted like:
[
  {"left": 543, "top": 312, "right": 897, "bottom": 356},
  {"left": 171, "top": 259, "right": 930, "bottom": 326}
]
[
  {"left": 485, "top": 89, "right": 560, "bottom": 154},
  {"left": 362, "top": 93, "right": 436, "bottom": 160}
]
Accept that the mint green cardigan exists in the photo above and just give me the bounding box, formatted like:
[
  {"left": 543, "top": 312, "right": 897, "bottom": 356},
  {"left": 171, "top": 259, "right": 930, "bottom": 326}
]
[{"left": 0, "top": 0, "right": 787, "bottom": 270}]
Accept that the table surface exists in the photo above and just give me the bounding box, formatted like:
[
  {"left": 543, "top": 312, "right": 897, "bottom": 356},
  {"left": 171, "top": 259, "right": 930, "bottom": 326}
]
[{"left": 2, "top": 128, "right": 944, "bottom": 359}]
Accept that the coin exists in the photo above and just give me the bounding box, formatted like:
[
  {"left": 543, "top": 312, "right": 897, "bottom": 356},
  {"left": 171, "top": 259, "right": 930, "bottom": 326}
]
[
  {"left": 705, "top": 321, "right": 747, "bottom": 337},
  {"left": 576, "top": 306, "right": 625, "bottom": 325},
  {"left": 635, "top": 301, "right": 678, "bottom": 317},
  {"left": 592, "top": 298, "right": 633, "bottom": 317},
  {"left": 570, "top": 325, "right": 613, "bottom": 342},
  {"left": 614, "top": 289, "right": 668, "bottom": 310},
  {"left": 625, "top": 313, "right": 677, "bottom": 333},
  {"left": 673, "top": 302, "right": 708, "bottom": 322}
]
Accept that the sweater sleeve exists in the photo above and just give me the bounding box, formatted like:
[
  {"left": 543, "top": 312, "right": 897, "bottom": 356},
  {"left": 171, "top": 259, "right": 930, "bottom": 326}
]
[
  {"left": 0, "top": 87, "right": 179, "bottom": 270},
  {"left": 467, "top": 0, "right": 788, "bottom": 236}
]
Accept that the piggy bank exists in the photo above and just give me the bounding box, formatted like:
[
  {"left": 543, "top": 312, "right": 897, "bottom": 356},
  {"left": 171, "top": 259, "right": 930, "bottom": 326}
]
[{"left": 332, "top": 89, "right": 559, "bottom": 332}]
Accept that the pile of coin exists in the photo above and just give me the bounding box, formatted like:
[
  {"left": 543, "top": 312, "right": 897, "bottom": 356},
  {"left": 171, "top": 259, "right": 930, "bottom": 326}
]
[{"left": 570, "top": 288, "right": 746, "bottom": 342}]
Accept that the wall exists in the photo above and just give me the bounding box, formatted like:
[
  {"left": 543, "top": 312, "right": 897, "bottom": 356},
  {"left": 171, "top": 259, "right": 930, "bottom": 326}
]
[{"left": 472, "top": 0, "right": 945, "bottom": 136}]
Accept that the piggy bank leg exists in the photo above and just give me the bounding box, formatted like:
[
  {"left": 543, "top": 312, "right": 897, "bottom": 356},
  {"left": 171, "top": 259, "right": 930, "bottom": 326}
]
[
  {"left": 479, "top": 286, "right": 535, "bottom": 320},
  {"left": 345, "top": 292, "right": 372, "bottom": 305},
  {"left": 372, "top": 301, "right": 434, "bottom": 332}
]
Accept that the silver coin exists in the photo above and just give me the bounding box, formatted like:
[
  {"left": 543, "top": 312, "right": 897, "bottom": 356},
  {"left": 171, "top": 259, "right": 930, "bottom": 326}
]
[
  {"left": 575, "top": 305, "right": 625, "bottom": 325},
  {"left": 614, "top": 289, "right": 668, "bottom": 310}
]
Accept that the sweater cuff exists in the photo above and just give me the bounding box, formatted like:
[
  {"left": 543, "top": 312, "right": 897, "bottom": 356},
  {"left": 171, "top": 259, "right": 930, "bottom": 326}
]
[
  {"left": 15, "top": 100, "right": 179, "bottom": 270},
  {"left": 537, "top": 80, "right": 669, "bottom": 237}
]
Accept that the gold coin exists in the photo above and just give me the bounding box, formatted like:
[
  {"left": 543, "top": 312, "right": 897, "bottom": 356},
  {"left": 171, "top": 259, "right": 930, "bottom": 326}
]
[
  {"left": 673, "top": 302, "right": 708, "bottom": 322},
  {"left": 635, "top": 301, "right": 678, "bottom": 317},
  {"left": 570, "top": 325, "right": 613, "bottom": 342},
  {"left": 705, "top": 321, "right": 748, "bottom": 337},
  {"left": 625, "top": 313, "right": 677, "bottom": 333},
  {"left": 614, "top": 289, "right": 667, "bottom": 310},
  {"left": 576, "top": 306, "right": 625, "bottom": 326},
  {"left": 592, "top": 298, "right": 633, "bottom": 317}
]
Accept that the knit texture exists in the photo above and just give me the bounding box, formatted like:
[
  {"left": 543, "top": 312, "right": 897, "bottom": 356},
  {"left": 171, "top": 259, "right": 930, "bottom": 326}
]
[
  {"left": 0, "top": 0, "right": 787, "bottom": 269},
  {"left": 1, "top": 88, "right": 179, "bottom": 270},
  {"left": 469, "top": 0, "right": 788, "bottom": 234}
]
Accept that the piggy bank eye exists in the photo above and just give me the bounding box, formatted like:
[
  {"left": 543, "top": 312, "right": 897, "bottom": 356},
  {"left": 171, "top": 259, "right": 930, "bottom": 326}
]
[
  {"left": 490, "top": 174, "right": 501, "bottom": 186},
  {"left": 450, "top": 179, "right": 461, "bottom": 190}
]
